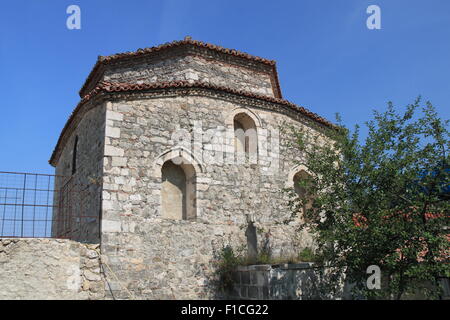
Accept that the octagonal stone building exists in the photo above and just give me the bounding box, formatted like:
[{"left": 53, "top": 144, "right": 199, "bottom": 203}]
[{"left": 49, "top": 37, "right": 334, "bottom": 299}]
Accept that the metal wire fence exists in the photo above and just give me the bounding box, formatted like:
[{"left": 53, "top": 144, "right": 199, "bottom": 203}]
[{"left": 0, "top": 171, "right": 98, "bottom": 240}]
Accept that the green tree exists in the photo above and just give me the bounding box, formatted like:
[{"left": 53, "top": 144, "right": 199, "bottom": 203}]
[{"left": 288, "top": 98, "right": 449, "bottom": 299}]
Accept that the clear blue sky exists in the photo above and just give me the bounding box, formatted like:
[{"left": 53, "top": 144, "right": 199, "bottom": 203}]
[{"left": 0, "top": 0, "right": 449, "bottom": 174}]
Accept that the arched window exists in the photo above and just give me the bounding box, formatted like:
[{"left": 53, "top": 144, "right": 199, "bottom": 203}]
[
  {"left": 161, "top": 159, "right": 196, "bottom": 220},
  {"left": 293, "top": 170, "right": 313, "bottom": 221},
  {"left": 71, "top": 136, "right": 78, "bottom": 175},
  {"left": 233, "top": 113, "right": 257, "bottom": 157}
]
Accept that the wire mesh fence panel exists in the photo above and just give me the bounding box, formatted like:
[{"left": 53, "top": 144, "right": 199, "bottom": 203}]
[{"left": 0, "top": 171, "right": 98, "bottom": 241}]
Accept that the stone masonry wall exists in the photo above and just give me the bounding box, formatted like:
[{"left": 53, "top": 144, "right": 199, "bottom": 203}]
[
  {"left": 0, "top": 238, "right": 104, "bottom": 299},
  {"left": 103, "top": 54, "right": 275, "bottom": 97},
  {"left": 99, "top": 93, "right": 329, "bottom": 299},
  {"left": 53, "top": 101, "right": 106, "bottom": 242}
]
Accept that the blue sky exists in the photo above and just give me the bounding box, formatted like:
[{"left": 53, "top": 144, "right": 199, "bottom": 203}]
[{"left": 0, "top": 0, "right": 449, "bottom": 174}]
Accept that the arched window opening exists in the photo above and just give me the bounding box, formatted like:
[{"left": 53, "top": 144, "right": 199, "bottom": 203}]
[
  {"left": 72, "top": 136, "right": 78, "bottom": 175},
  {"left": 161, "top": 158, "right": 196, "bottom": 220},
  {"left": 233, "top": 113, "right": 257, "bottom": 157},
  {"left": 293, "top": 170, "right": 313, "bottom": 221}
]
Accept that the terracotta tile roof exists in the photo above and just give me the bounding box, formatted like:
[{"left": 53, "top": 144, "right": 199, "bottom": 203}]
[
  {"left": 97, "top": 80, "right": 333, "bottom": 127},
  {"left": 100, "top": 37, "right": 276, "bottom": 65},
  {"left": 79, "top": 37, "right": 283, "bottom": 99},
  {"left": 49, "top": 80, "right": 335, "bottom": 166}
]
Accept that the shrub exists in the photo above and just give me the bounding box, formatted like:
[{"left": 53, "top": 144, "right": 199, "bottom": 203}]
[{"left": 212, "top": 245, "right": 243, "bottom": 293}]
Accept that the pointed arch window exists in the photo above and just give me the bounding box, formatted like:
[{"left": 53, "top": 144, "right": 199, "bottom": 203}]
[
  {"left": 233, "top": 113, "right": 257, "bottom": 157},
  {"left": 293, "top": 170, "right": 314, "bottom": 221},
  {"left": 161, "top": 159, "right": 197, "bottom": 220},
  {"left": 71, "top": 136, "right": 78, "bottom": 175}
]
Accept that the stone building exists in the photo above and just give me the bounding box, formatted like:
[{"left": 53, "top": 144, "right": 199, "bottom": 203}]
[{"left": 48, "top": 37, "right": 335, "bottom": 299}]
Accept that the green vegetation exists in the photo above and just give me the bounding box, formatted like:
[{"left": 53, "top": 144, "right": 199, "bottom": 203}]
[{"left": 287, "top": 97, "right": 449, "bottom": 299}]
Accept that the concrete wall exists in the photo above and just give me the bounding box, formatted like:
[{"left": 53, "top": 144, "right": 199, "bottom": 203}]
[
  {"left": 230, "top": 264, "right": 347, "bottom": 300},
  {"left": 229, "top": 264, "right": 450, "bottom": 300},
  {"left": 0, "top": 238, "right": 104, "bottom": 300}
]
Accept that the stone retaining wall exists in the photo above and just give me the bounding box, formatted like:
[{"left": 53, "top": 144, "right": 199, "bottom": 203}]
[{"left": 0, "top": 238, "right": 105, "bottom": 300}]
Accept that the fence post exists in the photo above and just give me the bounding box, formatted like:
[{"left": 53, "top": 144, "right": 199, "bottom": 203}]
[{"left": 20, "top": 174, "right": 27, "bottom": 237}]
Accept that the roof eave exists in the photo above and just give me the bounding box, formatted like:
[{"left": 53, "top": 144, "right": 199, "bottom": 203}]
[{"left": 51, "top": 81, "right": 334, "bottom": 167}]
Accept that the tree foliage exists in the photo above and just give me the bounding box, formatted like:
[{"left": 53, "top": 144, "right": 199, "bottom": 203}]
[{"left": 289, "top": 98, "right": 449, "bottom": 299}]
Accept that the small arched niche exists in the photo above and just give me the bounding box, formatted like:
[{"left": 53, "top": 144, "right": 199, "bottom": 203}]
[
  {"left": 234, "top": 113, "right": 257, "bottom": 156},
  {"left": 292, "top": 170, "right": 314, "bottom": 221},
  {"left": 161, "top": 158, "right": 197, "bottom": 220}
]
